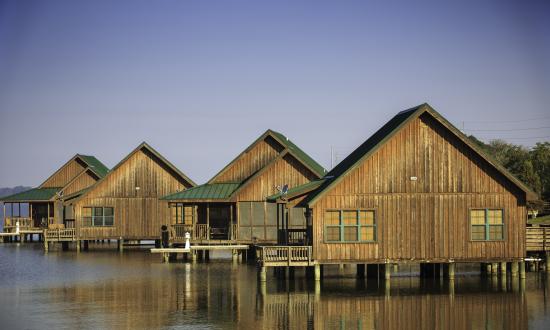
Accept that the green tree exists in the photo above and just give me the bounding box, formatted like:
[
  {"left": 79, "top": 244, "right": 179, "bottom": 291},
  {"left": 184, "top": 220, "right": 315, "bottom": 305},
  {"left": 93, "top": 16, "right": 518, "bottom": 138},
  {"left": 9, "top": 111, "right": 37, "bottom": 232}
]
[{"left": 530, "top": 142, "right": 550, "bottom": 199}]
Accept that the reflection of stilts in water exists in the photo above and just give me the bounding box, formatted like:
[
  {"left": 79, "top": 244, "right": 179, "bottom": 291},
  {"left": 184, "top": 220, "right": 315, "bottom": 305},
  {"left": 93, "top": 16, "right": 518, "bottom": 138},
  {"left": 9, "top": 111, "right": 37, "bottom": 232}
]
[{"left": 257, "top": 289, "right": 316, "bottom": 329}]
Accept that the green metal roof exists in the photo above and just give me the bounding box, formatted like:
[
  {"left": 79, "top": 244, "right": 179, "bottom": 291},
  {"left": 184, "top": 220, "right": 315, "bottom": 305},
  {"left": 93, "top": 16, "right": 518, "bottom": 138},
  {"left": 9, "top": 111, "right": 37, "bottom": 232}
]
[
  {"left": 270, "top": 130, "right": 326, "bottom": 177},
  {"left": 161, "top": 183, "right": 241, "bottom": 201},
  {"left": 267, "top": 179, "right": 327, "bottom": 201},
  {"left": 77, "top": 154, "right": 110, "bottom": 177},
  {"left": 0, "top": 187, "right": 61, "bottom": 202}
]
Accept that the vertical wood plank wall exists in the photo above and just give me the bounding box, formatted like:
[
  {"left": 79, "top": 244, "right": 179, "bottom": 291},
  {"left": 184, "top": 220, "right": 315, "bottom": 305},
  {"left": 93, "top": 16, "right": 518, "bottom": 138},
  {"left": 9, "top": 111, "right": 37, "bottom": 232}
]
[
  {"left": 313, "top": 113, "right": 526, "bottom": 262},
  {"left": 40, "top": 158, "right": 88, "bottom": 188},
  {"left": 211, "top": 136, "right": 284, "bottom": 183},
  {"left": 63, "top": 171, "right": 98, "bottom": 196},
  {"left": 235, "top": 154, "right": 319, "bottom": 201},
  {"left": 74, "top": 149, "right": 193, "bottom": 239}
]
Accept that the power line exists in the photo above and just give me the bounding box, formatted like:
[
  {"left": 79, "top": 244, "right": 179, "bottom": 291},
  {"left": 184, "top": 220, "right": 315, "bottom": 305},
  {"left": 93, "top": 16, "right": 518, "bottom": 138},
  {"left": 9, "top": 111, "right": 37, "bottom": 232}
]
[
  {"left": 462, "top": 116, "right": 550, "bottom": 124},
  {"left": 480, "top": 135, "right": 550, "bottom": 140},
  {"left": 464, "top": 126, "right": 550, "bottom": 132}
]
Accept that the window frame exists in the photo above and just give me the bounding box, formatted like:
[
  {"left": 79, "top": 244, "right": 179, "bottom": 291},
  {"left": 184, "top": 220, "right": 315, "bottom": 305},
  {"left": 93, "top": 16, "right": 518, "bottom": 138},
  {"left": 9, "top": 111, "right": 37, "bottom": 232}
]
[
  {"left": 323, "top": 209, "right": 377, "bottom": 243},
  {"left": 469, "top": 208, "right": 505, "bottom": 242},
  {"left": 82, "top": 206, "right": 115, "bottom": 227}
]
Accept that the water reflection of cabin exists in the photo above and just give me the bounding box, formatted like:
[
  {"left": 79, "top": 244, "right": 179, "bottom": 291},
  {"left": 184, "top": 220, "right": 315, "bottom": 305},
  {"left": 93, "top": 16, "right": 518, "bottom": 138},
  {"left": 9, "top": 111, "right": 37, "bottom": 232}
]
[
  {"left": 1, "top": 154, "right": 109, "bottom": 234},
  {"left": 261, "top": 104, "right": 536, "bottom": 275},
  {"left": 161, "top": 129, "right": 326, "bottom": 245},
  {"left": 63, "top": 142, "right": 196, "bottom": 244}
]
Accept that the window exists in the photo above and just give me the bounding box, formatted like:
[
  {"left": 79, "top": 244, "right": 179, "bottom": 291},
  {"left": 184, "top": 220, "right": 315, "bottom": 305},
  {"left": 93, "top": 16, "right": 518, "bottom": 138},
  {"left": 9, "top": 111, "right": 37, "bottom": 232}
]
[
  {"left": 82, "top": 207, "right": 114, "bottom": 227},
  {"left": 324, "top": 210, "right": 376, "bottom": 242},
  {"left": 470, "top": 209, "right": 504, "bottom": 241},
  {"left": 171, "top": 204, "right": 194, "bottom": 225}
]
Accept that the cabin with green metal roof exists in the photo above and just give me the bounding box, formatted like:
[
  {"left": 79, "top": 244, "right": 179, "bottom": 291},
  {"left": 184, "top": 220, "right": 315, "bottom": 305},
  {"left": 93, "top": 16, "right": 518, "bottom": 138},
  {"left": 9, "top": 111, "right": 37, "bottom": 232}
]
[
  {"left": 161, "top": 129, "right": 325, "bottom": 245},
  {"left": 260, "top": 104, "right": 536, "bottom": 276},
  {"left": 1, "top": 154, "right": 108, "bottom": 234},
  {"left": 63, "top": 142, "right": 195, "bottom": 244}
]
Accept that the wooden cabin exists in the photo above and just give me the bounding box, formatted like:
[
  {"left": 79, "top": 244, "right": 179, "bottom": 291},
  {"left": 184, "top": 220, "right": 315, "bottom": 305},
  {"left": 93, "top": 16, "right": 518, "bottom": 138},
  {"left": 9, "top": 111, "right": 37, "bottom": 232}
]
[
  {"left": 1, "top": 154, "right": 109, "bottom": 234},
  {"left": 161, "top": 129, "right": 326, "bottom": 245},
  {"left": 64, "top": 142, "right": 195, "bottom": 243},
  {"left": 265, "top": 104, "right": 536, "bottom": 273}
]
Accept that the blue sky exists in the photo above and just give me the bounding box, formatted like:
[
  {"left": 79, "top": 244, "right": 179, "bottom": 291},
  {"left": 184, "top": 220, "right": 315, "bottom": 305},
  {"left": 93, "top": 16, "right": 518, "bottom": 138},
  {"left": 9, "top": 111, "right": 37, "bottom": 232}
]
[{"left": 0, "top": 0, "right": 548, "bottom": 187}]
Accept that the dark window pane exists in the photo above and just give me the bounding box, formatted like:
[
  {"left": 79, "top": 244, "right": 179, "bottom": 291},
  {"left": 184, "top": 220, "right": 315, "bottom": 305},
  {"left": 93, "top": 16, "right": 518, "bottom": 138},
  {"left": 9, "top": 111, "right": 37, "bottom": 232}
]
[
  {"left": 94, "top": 208, "right": 103, "bottom": 216},
  {"left": 471, "top": 225, "right": 486, "bottom": 240},
  {"left": 93, "top": 216, "right": 103, "bottom": 226},
  {"left": 343, "top": 226, "right": 358, "bottom": 241},
  {"left": 104, "top": 216, "right": 114, "bottom": 226},
  {"left": 326, "top": 226, "right": 340, "bottom": 241},
  {"left": 104, "top": 208, "right": 113, "bottom": 216},
  {"left": 489, "top": 225, "right": 503, "bottom": 240}
]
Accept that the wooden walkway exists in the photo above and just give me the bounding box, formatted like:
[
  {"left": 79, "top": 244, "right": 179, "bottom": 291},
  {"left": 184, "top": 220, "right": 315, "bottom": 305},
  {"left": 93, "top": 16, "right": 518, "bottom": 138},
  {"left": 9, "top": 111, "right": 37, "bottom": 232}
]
[{"left": 151, "top": 245, "right": 249, "bottom": 254}]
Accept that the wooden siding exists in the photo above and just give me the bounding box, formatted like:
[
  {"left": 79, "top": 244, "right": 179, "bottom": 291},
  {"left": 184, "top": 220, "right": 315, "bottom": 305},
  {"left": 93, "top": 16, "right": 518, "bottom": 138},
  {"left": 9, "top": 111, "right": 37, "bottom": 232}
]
[
  {"left": 234, "top": 154, "right": 319, "bottom": 202},
  {"left": 73, "top": 148, "right": 193, "bottom": 239},
  {"left": 62, "top": 171, "right": 98, "bottom": 196},
  {"left": 40, "top": 158, "right": 88, "bottom": 188},
  {"left": 312, "top": 113, "right": 526, "bottom": 262},
  {"left": 211, "top": 136, "right": 284, "bottom": 183}
]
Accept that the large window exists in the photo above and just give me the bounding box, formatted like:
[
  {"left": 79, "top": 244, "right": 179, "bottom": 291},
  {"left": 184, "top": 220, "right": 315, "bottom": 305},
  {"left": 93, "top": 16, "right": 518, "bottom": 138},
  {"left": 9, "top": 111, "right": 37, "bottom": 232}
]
[
  {"left": 171, "top": 204, "right": 194, "bottom": 225},
  {"left": 324, "top": 210, "right": 376, "bottom": 243},
  {"left": 470, "top": 209, "right": 504, "bottom": 241},
  {"left": 82, "top": 207, "right": 114, "bottom": 227}
]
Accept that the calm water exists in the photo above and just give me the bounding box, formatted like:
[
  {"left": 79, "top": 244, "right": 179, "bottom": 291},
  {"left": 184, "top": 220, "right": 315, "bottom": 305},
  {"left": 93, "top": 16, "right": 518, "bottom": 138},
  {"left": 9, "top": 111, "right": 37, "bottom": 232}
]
[{"left": 1, "top": 243, "right": 550, "bottom": 329}]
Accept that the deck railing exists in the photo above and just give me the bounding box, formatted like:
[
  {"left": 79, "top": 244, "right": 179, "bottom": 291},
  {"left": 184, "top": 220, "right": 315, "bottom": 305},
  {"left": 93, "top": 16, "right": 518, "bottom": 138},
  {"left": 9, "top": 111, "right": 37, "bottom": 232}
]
[
  {"left": 287, "top": 229, "right": 307, "bottom": 245},
  {"left": 171, "top": 224, "right": 194, "bottom": 240},
  {"left": 44, "top": 228, "right": 76, "bottom": 241},
  {"left": 3, "top": 217, "right": 33, "bottom": 229},
  {"left": 526, "top": 226, "right": 550, "bottom": 251},
  {"left": 171, "top": 224, "right": 238, "bottom": 241},
  {"left": 257, "top": 246, "right": 312, "bottom": 266},
  {"left": 196, "top": 224, "right": 209, "bottom": 240}
]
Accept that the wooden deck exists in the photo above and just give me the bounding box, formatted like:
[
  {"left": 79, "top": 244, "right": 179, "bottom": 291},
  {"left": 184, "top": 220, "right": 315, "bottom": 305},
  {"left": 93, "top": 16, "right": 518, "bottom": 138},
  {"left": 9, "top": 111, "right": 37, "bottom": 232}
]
[
  {"left": 257, "top": 246, "right": 314, "bottom": 267},
  {"left": 44, "top": 228, "right": 77, "bottom": 242},
  {"left": 526, "top": 226, "right": 550, "bottom": 252},
  {"left": 151, "top": 245, "right": 249, "bottom": 254}
]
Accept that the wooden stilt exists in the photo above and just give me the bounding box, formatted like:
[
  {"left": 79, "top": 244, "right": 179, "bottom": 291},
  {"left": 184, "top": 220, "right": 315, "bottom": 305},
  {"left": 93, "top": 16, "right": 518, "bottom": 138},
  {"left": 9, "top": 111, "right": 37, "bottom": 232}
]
[
  {"left": 511, "top": 261, "right": 519, "bottom": 277},
  {"left": 519, "top": 261, "right": 526, "bottom": 279},
  {"left": 447, "top": 263, "right": 455, "bottom": 280},
  {"left": 259, "top": 266, "right": 267, "bottom": 282},
  {"left": 314, "top": 264, "right": 321, "bottom": 281},
  {"left": 500, "top": 261, "right": 507, "bottom": 275}
]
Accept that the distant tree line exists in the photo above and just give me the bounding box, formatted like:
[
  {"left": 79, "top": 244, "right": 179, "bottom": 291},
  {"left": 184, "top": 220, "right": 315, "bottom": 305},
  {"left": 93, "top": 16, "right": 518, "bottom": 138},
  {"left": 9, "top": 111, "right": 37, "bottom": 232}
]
[{"left": 469, "top": 137, "right": 550, "bottom": 211}]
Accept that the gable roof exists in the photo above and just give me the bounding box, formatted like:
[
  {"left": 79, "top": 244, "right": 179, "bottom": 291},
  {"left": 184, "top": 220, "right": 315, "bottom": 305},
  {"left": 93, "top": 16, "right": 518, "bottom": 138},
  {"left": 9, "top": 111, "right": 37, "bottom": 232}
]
[
  {"left": 69, "top": 142, "right": 196, "bottom": 202},
  {"left": 162, "top": 151, "right": 314, "bottom": 202},
  {"left": 304, "top": 103, "right": 537, "bottom": 206},
  {"left": 0, "top": 187, "right": 61, "bottom": 202},
  {"left": 77, "top": 155, "right": 110, "bottom": 177},
  {"left": 207, "top": 129, "right": 326, "bottom": 184},
  {"left": 38, "top": 154, "right": 109, "bottom": 188}
]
